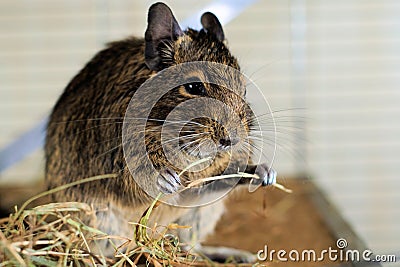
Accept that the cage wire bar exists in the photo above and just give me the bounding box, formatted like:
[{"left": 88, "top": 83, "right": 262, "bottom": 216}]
[{"left": 290, "top": 0, "right": 308, "bottom": 173}]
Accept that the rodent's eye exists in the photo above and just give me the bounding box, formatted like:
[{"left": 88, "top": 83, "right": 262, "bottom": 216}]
[{"left": 184, "top": 82, "right": 206, "bottom": 96}]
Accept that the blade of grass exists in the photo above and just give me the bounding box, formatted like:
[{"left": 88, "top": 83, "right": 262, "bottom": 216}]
[
  {"left": 186, "top": 172, "right": 258, "bottom": 188},
  {"left": 178, "top": 156, "right": 212, "bottom": 177},
  {"left": 272, "top": 183, "right": 293, "bottom": 193},
  {"left": 14, "top": 174, "right": 117, "bottom": 221},
  {"left": 29, "top": 255, "right": 58, "bottom": 267},
  {"left": 0, "top": 229, "right": 27, "bottom": 267}
]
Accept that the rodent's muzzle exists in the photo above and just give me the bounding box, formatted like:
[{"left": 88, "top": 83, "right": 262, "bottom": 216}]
[{"left": 177, "top": 117, "right": 245, "bottom": 157}]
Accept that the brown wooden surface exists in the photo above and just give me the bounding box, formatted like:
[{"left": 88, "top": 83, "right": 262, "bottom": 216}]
[{"left": 206, "top": 179, "right": 349, "bottom": 266}]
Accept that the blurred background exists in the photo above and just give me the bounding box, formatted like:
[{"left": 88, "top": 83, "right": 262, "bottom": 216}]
[{"left": 0, "top": 0, "right": 399, "bottom": 264}]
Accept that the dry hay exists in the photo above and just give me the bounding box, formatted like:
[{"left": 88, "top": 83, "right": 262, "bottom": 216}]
[{"left": 0, "top": 171, "right": 289, "bottom": 266}]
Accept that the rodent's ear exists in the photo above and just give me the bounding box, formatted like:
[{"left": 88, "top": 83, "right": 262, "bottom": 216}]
[
  {"left": 145, "top": 2, "right": 183, "bottom": 71},
  {"left": 201, "top": 12, "right": 225, "bottom": 42}
]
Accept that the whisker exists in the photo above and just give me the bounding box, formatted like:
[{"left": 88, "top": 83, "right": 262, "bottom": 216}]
[
  {"left": 51, "top": 117, "right": 125, "bottom": 125},
  {"left": 250, "top": 117, "right": 308, "bottom": 125},
  {"left": 89, "top": 127, "right": 201, "bottom": 147},
  {"left": 177, "top": 138, "right": 205, "bottom": 156},
  {"left": 242, "top": 141, "right": 274, "bottom": 166},
  {"left": 247, "top": 136, "right": 304, "bottom": 160},
  {"left": 238, "top": 142, "right": 256, "bottom": 158},
  {"left": 250, "top": 129, "right": 308, "bottom": 143},
  {"left": 134, "top": 118, "right": 208, "bottom": 128},
  {"left": 93, "top": 135, "right": 122, "bottom": 146},
  {"left": 70, "top": 121, "right": 202, "bottom": 145},
  {"left": 73, "top": 122, "right": 124, "bottom": 136},
  {"left": 52, "top": 116, "right": 208, "bottom": 128},
  {"left": 249, "top": 134, "right": 291, "bottom": 145},
  {"left": 160, "top": 133, "right": 207, "bottom": 146},
  {"left": 245, "top": 59, "right": 283, "bottom": 81},
  {"left": 248, "top": 117, "right": 307, "bottom": 128},
  {"left": 247, "top": 107, "right": 306, "bottom": 120},
  {"left": 271, "top": 107, "right": 307, "bottom": 113},
  {"left": 187, "top": 141, "right": 201, "bottom": 157},
  {"left": 251, "top": 128, "right": 300, "bottom": 134},
  {"left": 110, "top": 134, "right": 203, "bottom": 174},
  {"left": 251, "top": 124, "right": 305, "bottom": 131},
  {"left": 94, "top": 143, "right": 123, "bottom": 160}
]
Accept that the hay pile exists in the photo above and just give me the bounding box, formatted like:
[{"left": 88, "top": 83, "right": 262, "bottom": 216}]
[
  {"left": 0, "top": 200, "right": 208, "bottom": 266},
  {"left": 0, "top": 175, "right": 203, "bottom": 266},
  {"left": 0, "top": 172, "right": 281, "bottom": 266}
]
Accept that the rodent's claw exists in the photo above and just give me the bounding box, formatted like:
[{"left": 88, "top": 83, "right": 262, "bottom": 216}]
[
  {"left": 245, "top": 163, "right": 277, "bottom": 192},
  {"left": 248, "top": 163, "right": 277, "bottom": 187},
  {"left": 156, "top": 168, "right": 182, "bottom": 194},
  {"left": 262, "top": 167, "right": 277, "bottom": 186}
]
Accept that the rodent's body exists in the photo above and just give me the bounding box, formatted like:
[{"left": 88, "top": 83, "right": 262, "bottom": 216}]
[
  {"left": 45, "top": 3, "right": 274, "bottom": 262},
  {"left": 46, "top": 38, "right": 148, "bottom": 203}
]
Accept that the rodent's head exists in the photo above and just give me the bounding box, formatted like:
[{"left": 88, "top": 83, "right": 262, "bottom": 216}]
[
  {"left": 144, "top": 3, "right": 239, "bottom": 71},
  {"left": 142, "top": 3, "right": 254, "bottom": 163}
]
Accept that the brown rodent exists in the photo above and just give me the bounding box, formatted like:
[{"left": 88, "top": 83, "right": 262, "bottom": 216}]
[{"left": 45, "top": 2, "right": 276, "bottom": 263}]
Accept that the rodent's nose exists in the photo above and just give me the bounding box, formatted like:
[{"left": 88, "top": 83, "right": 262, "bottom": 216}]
[{"left": 219, "top": 137, "right": 239, "bottom": 148}]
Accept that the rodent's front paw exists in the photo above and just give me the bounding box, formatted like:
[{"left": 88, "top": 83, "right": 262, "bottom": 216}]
[
  {"left": 156, "top": 168, "right": 182, "bottom": 194},
  {"left": 245, "top": 163, "right": 277, "bottom": 187},
  {"left": 257, "top": 163, "right": 277, "bottom": 186}
]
